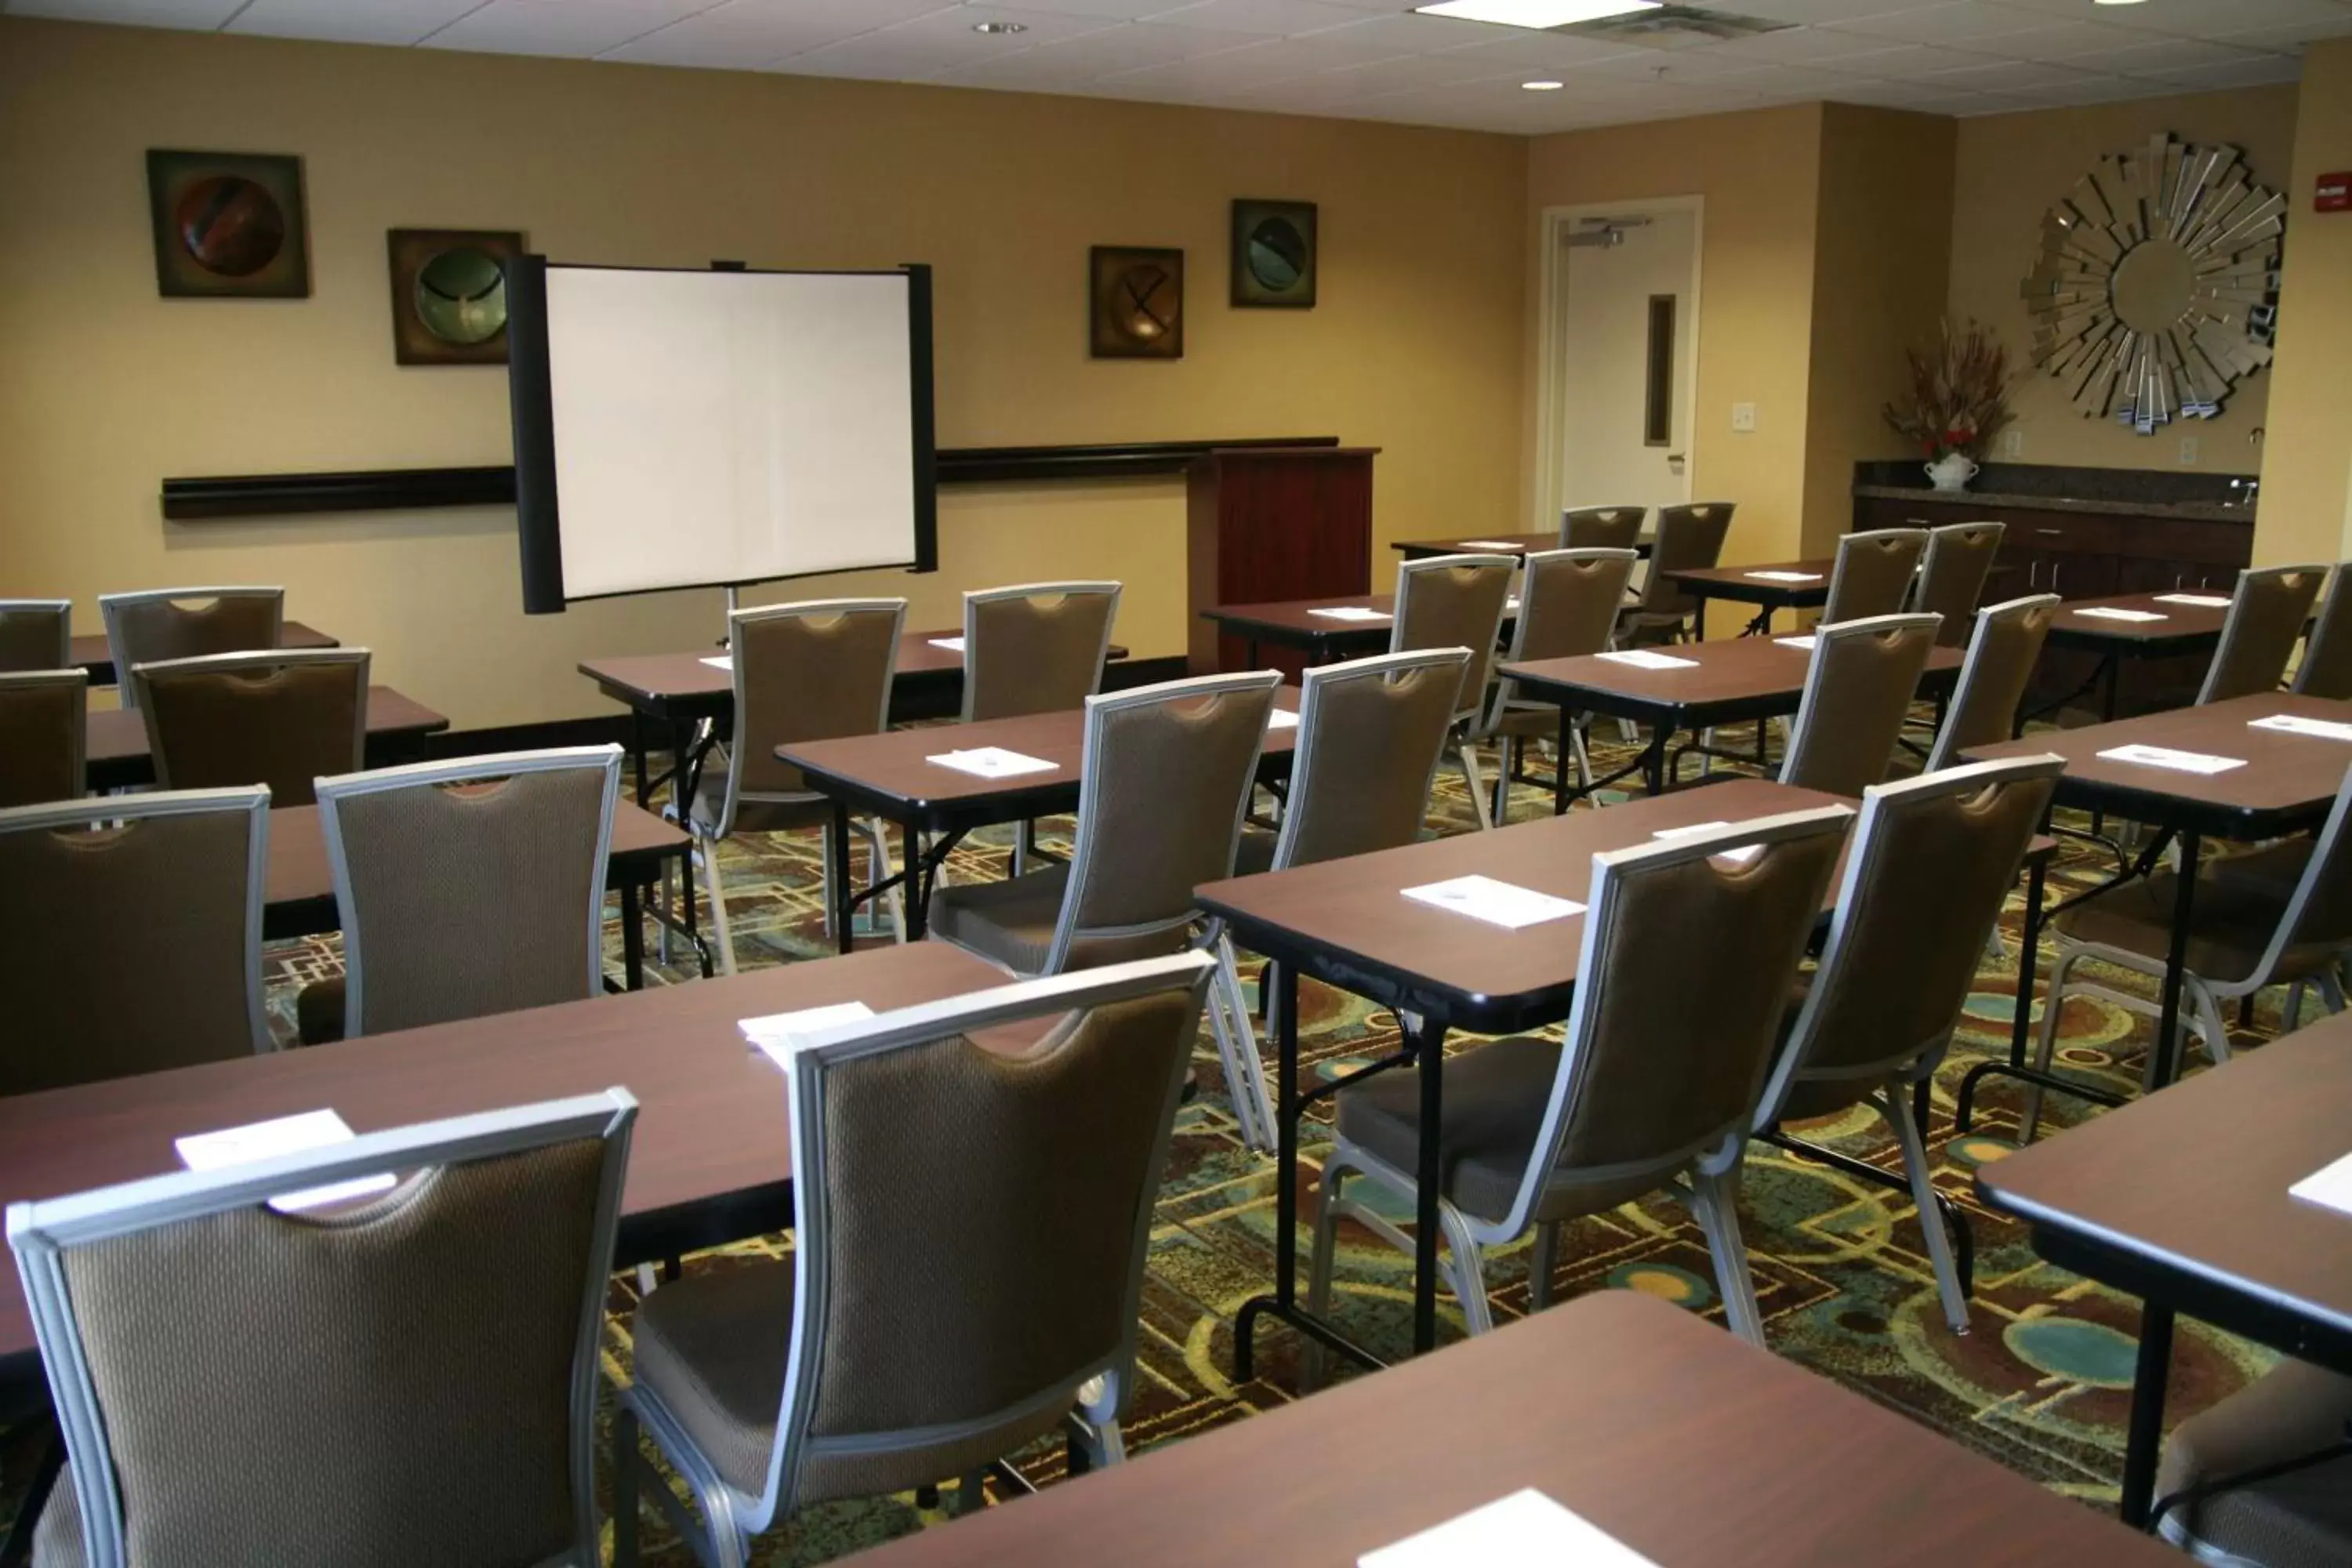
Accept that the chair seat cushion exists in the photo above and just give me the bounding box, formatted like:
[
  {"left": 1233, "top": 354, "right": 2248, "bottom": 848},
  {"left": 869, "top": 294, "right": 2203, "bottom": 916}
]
[
  {"left": 1232, "top": 828, "right": 1277, "bottom": 877},
  {"left": 296, "top": 978, "right": 345, "bottom": 1045},
  {"left": 927, "top": 865, "right": 1072, "bottom": 975},
  {"left": 2055, "top": 867, "right": 2338, "bottom": 985},
  {"left": 1334, "top": 1035, "right": 1675, "bottom": 1226},
  {"left": 2157, "top": 1359, "right": 2352, "bottom": 1568},
  {"left": 1490, "top": 706, "right": 1561, "bottom": 741},
  {"left": 632, "top": 1261, "right": 797, "bottom": 1498},
  {"left": 2209, "top": 838, "right": 2314, "bottom": 904}
]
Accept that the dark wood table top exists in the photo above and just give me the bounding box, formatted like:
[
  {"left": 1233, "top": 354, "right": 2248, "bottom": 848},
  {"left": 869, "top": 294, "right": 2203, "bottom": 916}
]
[
  {"left": 1978, "top": 1011, "right": 2352, "bottom": 1375},
  {"left": 1199, "top": 593, "right": 1396, "bottom": 649},
  {"left": 580, "top": 631, "right": 1131, "bottom": 713},
  {"left": 1964, "top": 692, "right": 2352, "bottom": 840},
  {"left": 67, "top": 620, "right": 338, "bottom": 684},
  {"left": 1662, "top": 558, "right": 1834, "bottom": 607},
  {"left": 84, "top": 685, "right": 449, "bottom": 771},
  {"left": 0, "top": 941, "right": 1016, "bottom": 1373},
  {"left": 840, "top": 1290, "right": 2177, "bottom": 1568},
  {"left": 1392, "top": 531, "right": 1654, "bottom": 560},
  {"left": 1501, "top": 636, "right": 1962, "bottom": 729},
  {"left": 2045, "top": 591, "right": 2231, "bottom": 654},
  {"left": 1198, "top": 778, "right": 1852, "bottom": 1033},
  {"left": 781, "top": 690, "right": 1301, "bottom": 831}
]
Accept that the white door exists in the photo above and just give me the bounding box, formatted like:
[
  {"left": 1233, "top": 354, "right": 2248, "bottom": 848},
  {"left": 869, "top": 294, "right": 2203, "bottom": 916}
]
[{"left": 1549, "top": 203, "right": 1701, "bottom": 518}]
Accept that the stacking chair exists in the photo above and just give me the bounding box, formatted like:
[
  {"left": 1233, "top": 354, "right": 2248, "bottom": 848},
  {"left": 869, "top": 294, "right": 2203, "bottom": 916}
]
[
  {"left": 1475, "top": 547, "right": 1639, "bottom": 823},
  {"left": 960, "top": 580, "right": 1121, "bottom": 872},
  {"left": 612, "top": 956, "right": 1211, "bottom": 1568},
  {"left": 1750, "top": 756, "right": 2063, "bottom": 1334},
  {"left": 0, "top": 599, "right": 71, "bottom": 673},
  {"left": 1820, "top": 528, "right": 1929, "bottom": 626},
  {"left": 0, "top": 788, "right": 270, "bottom": 1094},
  {"left": 1559, "top": 503, "right": 1646, "bottom": 551},
  {"left": 2028, "top": 758, "right": 2352, "bottom": 1137},
  {"left": 1910, "top": 521, "right": 2005, "bottom": 646},
  {"left": 1925, "top": 594, "right": 2061, "bottom": 771},
  {"left": 2291, "top": 564, "right": 2352, "bottom": 698},
  {"left": 2154, "top": 1358, "right": 2352, "bottom": 1565},
  {"left": 1389, "top": 553, "right": 1515, "bottom": 830},
  {"left": 131, "top": 648, "right": 368, "bottom": 808},
  {"left": 301, "top": 747, "right": 622, "bottom": 1044},
  {"left": 1777, "top": 613, "right": 1940, "bottom": 798},
  {"left": 1617, "top": 500, "right": 1733, "bottom": 644},
  {"left": 0, "top": 669, "right": 86, "bottom": 808},
  {"left": 928, "top": 671, "right": 1279, "bottom": 1145},
  {"left": 1307, "top": 808, "right": 1853, "bottom": 1348},
  {"left": 98, "top": 586, "right": 283, "bottom": 707},
  {"left": 8, "top": 1090, "right": 636, "bottom": 1568},
  {"left": 2198, "top": 563, "right": 2330, "bottom": 705},
  {"left": 679, "top": 598, "right": 906, "bottom": 971}
]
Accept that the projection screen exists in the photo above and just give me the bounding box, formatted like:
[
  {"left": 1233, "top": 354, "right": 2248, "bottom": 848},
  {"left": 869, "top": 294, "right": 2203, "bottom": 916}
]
[{"left": 507, "top": 259, "right": 937, "bottom": 614}]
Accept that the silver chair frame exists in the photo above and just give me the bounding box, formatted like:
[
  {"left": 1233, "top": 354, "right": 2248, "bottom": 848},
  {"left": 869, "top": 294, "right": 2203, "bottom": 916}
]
[
  {"left": 1777, "top": 612, "right": 1942, "bottom": 790},
  {"left": 1556, "top": 503, "right": 1649, "bottom": 550},
  {"left": 315, "top": 746, "right": 622, "bottom": 1040},
  {"left": 956, "top": 579, "right": 1123, "bottom": 725},
  {"left": 7, "top": 1088, "right": 637, "bottom": 1568},
  {"left": 0, "top": 668, "right": 89, "bottom": 800},
  {"left": 2197, "top": 562, "right": 2332, "bottom": 706},
  {"left": 1821, "top": 527, "right": 1930, "bottom": 625},
  {"left": 98, "top": 586, "right": 285, "bottom": 710},
  {"left": 128, "top": 646, "right": 372, "bottom": 789},
  {"left": 1925, "top": 593, "right": 2061, "bottom": 772},
  {"left": 1908, "top": 521, "right": 2005, "bottom": 615},
  {"left": 0, "top": 600, "right": 72, "bottom": 671},
  {"left": 1391, "top": 552, "right": 1516, "bottom": 832},
  {"left": 1476, "top": 547, "right": 1638, "bottom": 823}
]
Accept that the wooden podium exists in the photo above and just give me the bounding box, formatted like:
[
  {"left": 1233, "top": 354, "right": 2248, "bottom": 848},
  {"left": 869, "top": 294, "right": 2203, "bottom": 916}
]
[{"left": 1186, "top": 446, "right": 1378, "bottom": 673}]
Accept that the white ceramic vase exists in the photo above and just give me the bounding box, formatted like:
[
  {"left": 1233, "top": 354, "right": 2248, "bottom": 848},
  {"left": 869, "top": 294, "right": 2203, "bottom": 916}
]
[{"left": 1925, "top": 452, "right": 1980, "bottom": 492}]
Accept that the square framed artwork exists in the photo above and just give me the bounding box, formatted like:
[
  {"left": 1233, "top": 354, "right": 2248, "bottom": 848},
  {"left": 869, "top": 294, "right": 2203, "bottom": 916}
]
[
  {"left": 1090, "top": 245, "right": 1184, "bottom": 359},
  {"left": 1230, "top": 199, "right": 1316, "bottom": 309},
  {"left": 387, "top": 228, "right": 526, "bottom": 365},
  {"left": 146, "top": 149, "right": 310, "bottom": 299}
]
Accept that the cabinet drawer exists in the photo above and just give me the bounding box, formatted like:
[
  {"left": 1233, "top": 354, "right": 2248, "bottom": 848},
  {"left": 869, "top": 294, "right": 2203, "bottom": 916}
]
[{"left": 2008, "top": 514, "right": 2121, "bottom": 554}]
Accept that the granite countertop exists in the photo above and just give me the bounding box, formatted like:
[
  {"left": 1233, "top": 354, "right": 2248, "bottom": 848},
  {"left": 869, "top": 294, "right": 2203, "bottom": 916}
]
[{"left": 1850, "top": 484, "right": 2256, "bottom": 525}]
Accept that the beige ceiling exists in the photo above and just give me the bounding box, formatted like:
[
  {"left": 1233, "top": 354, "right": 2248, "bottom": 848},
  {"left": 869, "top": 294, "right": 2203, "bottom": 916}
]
[{"left": 5, "top": 0, "right": 2343, "bottom": 132}]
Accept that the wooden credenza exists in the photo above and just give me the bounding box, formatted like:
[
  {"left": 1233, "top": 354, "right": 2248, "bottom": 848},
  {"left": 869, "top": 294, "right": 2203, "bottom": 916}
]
[{"left": 1188, "top": 446, "right": 1378, "bottom": 674}]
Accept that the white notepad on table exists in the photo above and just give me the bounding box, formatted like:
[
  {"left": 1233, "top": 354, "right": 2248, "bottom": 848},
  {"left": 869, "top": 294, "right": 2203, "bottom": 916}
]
[
  {"left": 1401, "top": 875, "right": 1584, "bottom": 930},
  {"left": 1653, "top": 820, "right": 1763, "bottom": 865},
  {"left": 2250, "top": 713, "right": 2352, "bottom": 742},
  {"left": 741, "top": 1002, "right": 874, "bottom": 1067},
  {"left": 927, "top": 747, "right": 1058, "bottom": 780},
  {"left": 699, "top": 655, "right": 732, "bottom": 670},
  {"left": 1773, "top": 635, "right": 1817, "bottom": 652},
  {"left": 1596, "top": 649, "right": 1697, "bottom": 670},
  {"left": 176, "top": 1109, "right": 397, "bottom": 1215},
  {"left": 927, "top": 636, "right": 965, "bottom": 653},
  {"left": 1359, "top": 1489, "right": 1661, "bottom": 1568},
  {"left": 2154, "top": 593, "right": 2232, "bottom": 608},
  {"left": 2096, "top": 744, "right": 2246, "bottom": 775},
  {"left": 1266, "top": 708, "right": 1300, "bottom": 731},
  {"left": 1457, "top": 540, "right": 1525, "bottom": 550},
  {"left": 2290, "top": 1150, "right": 2352, "bottom": 1218},
  {"left": 1744, "top": 570, "right": 1821, "bottom": 583},
  {"left": 1308, "top": 606, "right": 1391, "bottom": 622},
  {"left": 2074, "top": 607, "right": 2168, "bottom": 623}
]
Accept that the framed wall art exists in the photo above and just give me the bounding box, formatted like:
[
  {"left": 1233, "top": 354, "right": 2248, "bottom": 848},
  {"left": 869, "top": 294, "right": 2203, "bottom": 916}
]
[
  {"left": 1091, "top": 245, "right": 1184, "bottom": 359},
  {"left": 146, "top": 149, "right": 310, "bottom": 299},
  {"left": 1230, "top": 199, "right": 1316, "bottom": 308},
  {"left": 387, "top": 227, "right": 526, "bottom": 365}
]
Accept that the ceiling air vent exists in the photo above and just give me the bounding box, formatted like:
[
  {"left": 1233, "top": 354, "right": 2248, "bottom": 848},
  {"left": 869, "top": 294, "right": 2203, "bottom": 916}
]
[{"left": 1555, "top": 5, "right": 1794, "bottom": 45}]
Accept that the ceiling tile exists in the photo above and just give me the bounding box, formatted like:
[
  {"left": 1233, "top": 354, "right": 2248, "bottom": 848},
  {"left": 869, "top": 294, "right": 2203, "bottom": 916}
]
[
  {"left": 3, "top": 0, "right": 245, "bottom": 24},
  {"left": 1973, "top": 74, "right": 2175, "bottom": 109},
  {"left": 2224, "top": 17, "right": 2352, "bottom": 49},
  {"left": 227, "top": 0, "right": 488, "bottom": 45},
  {"left": 1822, "top": 2, "right": 2064, "bottom": 45},
  {"left": 1566, "top": 45, "right": 1800, "bottom": 83},
  {"left": 1138, "top": 0, "right": 1370, "bottom": 33},
  {"left": 1685, "top": 23, "right": 1954, "bottom": 64},
  {"left": 1954, "top": 19, "right": 2172, "bottom": 60},
  {"left": 600, "top": 0, "right": 943, "bottom": 67},
  {"left": 1008, "top": 0, "right": 1188, "bottom": 15},
  {"left": 421, "top": 0, "right": 721, "bottom": 56},
  {"left": 2143, "top": 53, "right": 2310, "bottom": 89},
  {"left": 1726, "top": 0, "right": 1984, "bottom": 22},
  {"left": 1092, "top": 38, "right": 1318, "bottom": 88},
  {"left": 779, "top": 6, "right": 1120, "bottom": 78},
  {"left": 1812, "top": 41, "right": 2008, "bottom": 78},
  {"left": 1920, "top": 56, "right": 2100, "bottom": 90},
  {"left": 1712, "top": 60, "right": 1875, "bottom": 98},
  {"left": 2054, "top": 37, "right": 2275, "bottom": 77},
  {"left": 931, "top": 19, "right": 1275, "bottom": 81},
  {"left": 1435, "top": 30, "right": 1649, "bottom": 68},
  {"left": 1311, "top": 47, "right": 1521, "bottom": 90},
  {"left": 1986, "top": 0, "right": 2350, "bottom": 40}
]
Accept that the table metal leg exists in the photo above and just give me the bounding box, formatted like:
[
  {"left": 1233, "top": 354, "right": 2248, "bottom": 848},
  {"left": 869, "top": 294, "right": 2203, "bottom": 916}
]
[
  {"left": 1553, "top": 699, "right": 1574, "bottom": 816},
  {"left": 2150, "top": 833, "right": 2201, "bottom": 1091},
  {"left": 620, "top": 882, "right": 646, "bottom": 990},
  {"left": 2120, "top": 1299, "right": 2175, "bottom": 1530},
  {"left": 902, "top": 822, "right": 929, "bottom": 940},
  {"left": 829, "top": 800, "right": 855, "bottom": 956},
  {"left": 1955, "top": 850, "right": 2127, "bottom": 1132},
  {"left": 1406, "top": 1013, "right": 1446, "bottom": 1354},
  {"left": 630, "top": 710, "right": 655, "bottom": 810}
]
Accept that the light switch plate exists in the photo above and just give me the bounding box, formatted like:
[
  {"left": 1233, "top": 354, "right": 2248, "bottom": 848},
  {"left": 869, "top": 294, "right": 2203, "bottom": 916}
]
[
  {"left": 2000, "top": 427, "right": 2024, "bottom": 458},
  {"left": 1730, "top": 402, "right": 1757, "bottom": 433}
]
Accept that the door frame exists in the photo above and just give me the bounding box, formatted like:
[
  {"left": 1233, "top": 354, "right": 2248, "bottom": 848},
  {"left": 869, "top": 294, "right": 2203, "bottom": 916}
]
[{"left": 1531, "top": 195, "right": 1706, "bottom": 533}]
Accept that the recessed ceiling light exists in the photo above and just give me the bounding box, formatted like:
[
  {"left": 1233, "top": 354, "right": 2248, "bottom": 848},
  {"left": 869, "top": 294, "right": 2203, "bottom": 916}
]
[
  {"left": 1414, "top": 0, "right": 1660, "bottom": 27},
  {"left": 1522, "top": 79, "right": 1566, "bottom": 91},
  {"left": 971, "top": 20, "right": 1028, "bottom": 33}
]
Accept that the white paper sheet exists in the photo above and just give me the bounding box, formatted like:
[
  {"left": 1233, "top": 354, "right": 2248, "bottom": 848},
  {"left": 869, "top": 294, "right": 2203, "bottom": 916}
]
[
  {"left": 1308, "top": 606, "right": 1392, "bottom": 622},
  {"left": 927, "top": 635, "right": 965, "bottom": 653},
  {"left": 2073, "top": 607, "right": 2168, "bottom": 623},
  {"left": 699, "top": 655, "right": 732, "bottom": 670},
  {"left": 1400, "top": 875, "right": 1584, "bottom": 930},
  {"left": 1652, "top": 820, "right": 1763, "bottom": 865},
  {"left": 1773, "top": 635, "right": 1817, "bottom": 652},
  {"left": 1359, "top": 1489, "right": 1661, "bottom": 1568},
  {"left": 1595, "top": 649, "right": 1697, "bottom": 670},
  {"left": 2289, "top": 1150, "right": 2352, "bottom": 1217},
  {"left": 1457, "top": 540, "right": 1526, "bottom": 550},
  {"left": 176, "top": 1109, "right": 397, "bottom": 1215},
  {"left": 1744, "top": 570, "right": 1821, "bottom": 583},
  {"left": 2250, "top": 713, "right": 2352, "bottom": 742},
  {"left": 926, "top": 747, "right": 1059, "bottom": 779},
  {"left": 2154, "top": 593, "right": 2233, "bottom": 608},
  {"left": 2096, "top": 744, "right": 2247, "bottom": 775},
  {"left": 1506, "top": 597, "right": 1521, "bottom": 612},
  {"left": 742, "top": 1001, "right": 875, "bottom": 1066},
  {"left": 1267, "top": 709, "right": 1300, "bottom": 731}
]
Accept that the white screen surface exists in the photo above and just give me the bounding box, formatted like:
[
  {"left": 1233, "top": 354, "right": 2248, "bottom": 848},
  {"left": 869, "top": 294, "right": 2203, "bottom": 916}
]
[{"left": 543, "top": 267, "right": 916, "bottom": 599}]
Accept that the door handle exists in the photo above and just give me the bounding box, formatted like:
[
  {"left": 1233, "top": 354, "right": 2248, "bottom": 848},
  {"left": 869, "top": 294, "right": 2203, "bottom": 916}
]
[
  {"left": 2027, "top": 561, "right": 2038, "bottom": 588},
  {"left": 2052, "top": 561, "right": 2063, "bottom": 593}
]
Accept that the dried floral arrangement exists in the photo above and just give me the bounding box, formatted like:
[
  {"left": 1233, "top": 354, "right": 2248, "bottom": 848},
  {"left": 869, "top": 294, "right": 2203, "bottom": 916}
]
[{"left": 1885, "top": 320, "right": 2014, "bottom": 459}]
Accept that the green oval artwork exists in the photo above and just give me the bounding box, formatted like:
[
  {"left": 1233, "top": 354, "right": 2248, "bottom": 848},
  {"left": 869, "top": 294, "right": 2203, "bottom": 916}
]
[
  {"left": 414, "top": 247, "right": 509, "bottom": 345},
  {"left": 1247, "top": 216, "right": 1308, "bottom": 292}
]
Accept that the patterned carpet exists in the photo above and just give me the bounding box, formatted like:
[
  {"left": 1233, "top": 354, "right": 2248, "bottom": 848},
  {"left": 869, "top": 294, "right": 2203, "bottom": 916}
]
[{"left": 1, "top": 724, "right": 2297, "bottom": 1563}]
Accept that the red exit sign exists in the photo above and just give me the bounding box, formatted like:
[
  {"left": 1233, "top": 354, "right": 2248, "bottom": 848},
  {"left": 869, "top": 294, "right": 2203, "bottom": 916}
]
[{"left": 2320, "top": 172, "right": 2352, "bottom": 212}]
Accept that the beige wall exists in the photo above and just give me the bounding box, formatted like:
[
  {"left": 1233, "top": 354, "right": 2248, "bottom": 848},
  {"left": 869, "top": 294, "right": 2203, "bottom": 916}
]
[
  {"left": 0, "top": 18, "right": 1527, "bottom": 728},
  {"left": 1948, "top": 85, "right": 2300, "bottom": 477},
  {"left": 2257, "top": 39, "right": 2352, "bottom": 566}
]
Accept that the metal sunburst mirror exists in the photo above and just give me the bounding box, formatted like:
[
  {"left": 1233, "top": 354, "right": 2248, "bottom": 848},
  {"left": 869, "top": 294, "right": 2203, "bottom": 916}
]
[{"left": 2022, "top": 132, "right": 2285, "bottom": 434}]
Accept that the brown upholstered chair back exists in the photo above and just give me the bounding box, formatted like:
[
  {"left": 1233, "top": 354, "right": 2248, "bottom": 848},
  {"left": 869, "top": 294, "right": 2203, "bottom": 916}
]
[
  {"left": 1759, "top": 757, "right": 2062, "bottom": 1123},
  {"left": 1630, "top": 503, "right": 1734, "bottom": 617},
  {"left": 1927, "top": 593, "right": 2060, "bottom": 771},
  {"left": 960, "top": 582, "right": 1120, "bottom": 723},
  {"left": 1559, "top": 504, "right": 1646, "bottom": 551},
  {"left": 772, "top": 957, "right": 1211, "bottom": 1509},
  {"left": 1511, "top": 548, "right": 1638, "bottom": 664},
  {"left": 1780, "top": 613, "right": 1940, "bottom": 798},
  {"left": 318, "top": 747, "right": 621, "bottom": 1039},
  {"left": 2199, "top": 564, "right": 2328, "bottom": 706},
  {"left": 2292, "top": 565, "right": 2352, "bottom": 699},
  {"left": 0, "top": 601, "right": 70, "bottom": 673},
  {"left": 1390, "top": 554, "right": 1514, "bottom": 724},
  {"left": 1499, "top": 809, "right": 1849, "bottom": 1232},
  {"left": 131, "top": 648, "right": 368, "bottom": 809},
  {"left": 1050, "top": 671, "right": 1279, "bottom": 973},
  {"left": 1912, "top": 522, "right": 2005, "bottom": 646},
  {"left": 725, "top": 598, "right": 905, "bottom": 815},
  {"left": 0, "top": 789, "right": 269, "bottom": 1094},
  {"left": 0, "top": 670, "right": 86, "bottom": 809},
  {"left": 99, "top": 588, "right": 283, "bottom": 710},
  {"left": 1276, "top": 649, "right": 1468, "bottom": 870},
  {"left": 9, "top": 1091, "right": 635, "bottom": 1568},
  {"left": 1820, "top": 528, "right": 1929, "bottom": 626}
]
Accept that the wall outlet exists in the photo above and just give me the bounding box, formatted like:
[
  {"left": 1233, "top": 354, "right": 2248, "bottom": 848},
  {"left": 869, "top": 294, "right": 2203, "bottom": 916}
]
[
  {"left": 1730, "top": 401, "right": 1757, "bottom": 434},
  {"left": 2000, "top": 427, "right": 2025, "bottom": 459},
  {"left": 2179, "top": 435, "right": 2200, "bottom": 465}
]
